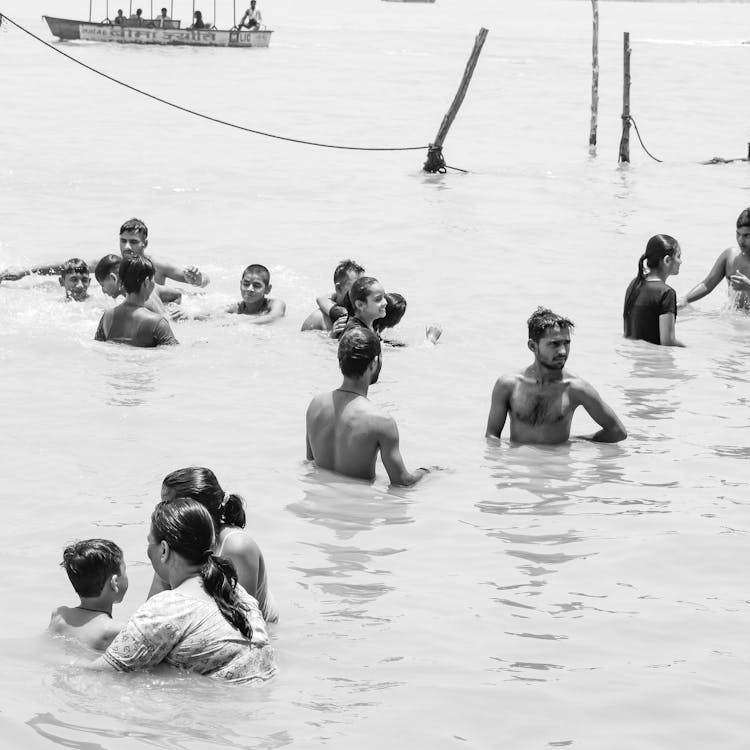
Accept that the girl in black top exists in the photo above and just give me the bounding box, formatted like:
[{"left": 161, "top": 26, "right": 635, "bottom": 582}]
[{"left": 623, "top": 234, "right": 684, "bottom": 346}]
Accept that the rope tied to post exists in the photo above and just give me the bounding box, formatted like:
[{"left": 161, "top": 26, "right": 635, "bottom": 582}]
[
  {"left": 423, "top": 144, "right": 447, "bottom": 174},
  {"left": 621, "top": 114, "right": 662, "bottom": 163}
]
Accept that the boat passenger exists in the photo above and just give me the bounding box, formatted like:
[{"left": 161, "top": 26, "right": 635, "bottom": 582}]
[
  {"left": 94, "top": 255, "right": 179, "bottom": 347},
  {"left": 114, "top": 9, "right": 125, "bottom": 25},
  {"left": 679, "top": 207, "right": 750, "bottom": 310},
  {"left": 49, "top": 539, "right": 128, "bottom": 651},
  {"left": 301, "top": 259, "right": 364, "bottom": 332},
  {"left": 306, "top": 327, "right": 432, "bottom": 485},
  {"left": 130, "top": 8, "right": 144, "bottom": 25},
  {"left": 191, "top": 10, "right": 206, "bottom": 29},
  {"left": 151, "top": 467, "right": 279, "bottom": 623},
  {"left": 227, "top": 263, "right": 286, "bottom": 322},
  {"left": 485, "top": 307, "right": 628, "bottom": 445},
  {"left": 155, "top": 7, "right": 170, "bottom": 27},
  {"left": 238, "top": 0, "right": 262, "bottom": 29},
  {"left": 623, "top": 234, "right": 684, "bottom": 347},
  {"left": 89, "top": 499, "right": 277, "bottom": 683}
]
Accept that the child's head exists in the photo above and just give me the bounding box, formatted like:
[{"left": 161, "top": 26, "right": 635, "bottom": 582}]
[
  {"left": 59, "top": 259, "right": 91, "bottom": 301},
  {"left": 119, "top": 218, "right": 149, "bottom": 260},
  {"left": 119, "top": 255, "right": 155, "bottom": 295},
  {"left": 349, "top": 276, "right": 387, "bottom": 324},
  {"left": 373, "top": 292, "right": 407, "bottom": 332},
  {"left": 333, "top": 259, "right": 365, "bottom": 304},
  {"left": 329, "top": 305, "right": 349, "bottom": 323},
  {"left": 240, "top": 264, "right": 271, "bottom": 304},
  {"left": 95, "top": 254, "right": 122, "bottom": 298},
  {"left": 61, "top": 539, "right": 128, "bottom": 603}
]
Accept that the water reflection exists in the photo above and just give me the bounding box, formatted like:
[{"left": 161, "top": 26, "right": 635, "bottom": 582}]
[{"left": 103, "top": 353, "right": 157, "bottom": 407}]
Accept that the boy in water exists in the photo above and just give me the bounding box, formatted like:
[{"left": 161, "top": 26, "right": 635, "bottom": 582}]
[
  {"left": 228, "top": 264, "right": 286, "bottom": 323},
  {"left": 342, "top": 276, "right": 387, "bottom": 335},
  {"left": 95, "top": 255, "right": 178, "bottom": 346},
  {"left": 486, "top": 307, "right": 627, "bottom": 445},
  {"left": 59, "top": 258, "right": 92, "bottom": 302},
  {"left": 679, "top": 207, "right": 750, "bottom": 310},
  {"left": 49, "top": 539, "right": 128, "bottom": 651},
  {"left": 301, "top": 259, "right": 365, "bottom": 332}
]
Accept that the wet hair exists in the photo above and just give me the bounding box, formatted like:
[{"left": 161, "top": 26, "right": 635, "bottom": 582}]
[
  {"left": 329, "top": 305, "right": 348, "bottom": 323},
  {"left": 338, "top": 327, "right": 381, "bottom": 377},
  {"left": 151, "top": 499, "right": 252, "bottom": 640},
  {"left": 61, "top": 539, "right": 123, "bottom": 598},
  {"left": 527, "top": 307, "right": 575, "bottom": 342},
  {"left": 162, "top": 467, "right": 246, "bottom": 529},
  {"left": 94, "top": 254, "right": 121, "bottom": 282},
  {"left": 60, "top": 258, "right": 89, "bottom": 278},
  {"left": 736, "top": 208, "right": 750, "bottom": 229},
  {"left": 119, "top": 255, "right": 155, "bottom": 294},
  {"left": 374, "top": 292, "right": 407, "bottom": 332},
  {"left": 241, "top": 264, "right": 270, "bottom": 286},
  {"left": 622, "top": 234, "right": 680, "bottom": 335},
  {"left": 333, "top": 259, "right": 365, "bottom": 286},
  {"left": 348, "top": 276, "right": 381, "bottom": 309},
  {"left": 119, "top": 217, "right": 148, "bottom": 239}
]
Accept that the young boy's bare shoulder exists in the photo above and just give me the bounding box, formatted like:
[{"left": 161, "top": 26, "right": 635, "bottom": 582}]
[{"left": 48, "top": 608, "right": 121, "bottom": 651}]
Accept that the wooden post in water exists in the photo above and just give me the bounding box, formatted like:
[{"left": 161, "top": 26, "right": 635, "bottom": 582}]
[
  {"left": 618, "top": 31, "right": 631, "bottom": 164},
  {"left": 589, "top": 0, "right": 599, "bottom": 153},
  {"left": 423, "top": 27, "right": 489, "bottom": 173}
]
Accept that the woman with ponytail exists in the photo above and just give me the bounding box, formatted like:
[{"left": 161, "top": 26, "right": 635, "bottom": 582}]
[
  {"left": 623, "top": 234, "right": 684, "bottom": 346},
  {"left": 152, "top": 467, "right": 278, "bottom": 623},
  {"left": 95, "top": 499, "right": 276, "bottom": 682}
]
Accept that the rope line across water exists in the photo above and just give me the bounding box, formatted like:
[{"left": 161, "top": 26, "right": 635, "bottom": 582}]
[{"left": 0, "top": 12, "right": 428, "bottom": 153}]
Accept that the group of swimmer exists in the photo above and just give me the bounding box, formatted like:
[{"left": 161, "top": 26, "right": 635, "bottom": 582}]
[{"left": 4, "top": 207, "right": 750, "bottom": 682}]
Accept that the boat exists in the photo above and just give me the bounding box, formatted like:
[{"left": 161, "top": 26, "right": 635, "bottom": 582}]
[{"left": 43, "top": 2, "right": 272, "bottom": 48}]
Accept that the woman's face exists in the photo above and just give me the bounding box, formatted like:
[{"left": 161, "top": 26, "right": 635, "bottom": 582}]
[{"left": 666, "top": 246, "right": 682, "bottom": 276}]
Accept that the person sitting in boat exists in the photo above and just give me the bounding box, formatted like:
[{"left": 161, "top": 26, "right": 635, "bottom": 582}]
[
  {"left": 238, "top": 0, "right": 262, "bottom": 29},
  {"left": 114, "top": 9, "right": 125, "bottom": 25},
  {"left": 155, "top": 7, "right": 171, "bottom": 27},
  {"left": 191, "top": 10, "right": 206, "bottom": 29},
  {"left": 130, "top": 8, "right": 144, "bottom": 25}
]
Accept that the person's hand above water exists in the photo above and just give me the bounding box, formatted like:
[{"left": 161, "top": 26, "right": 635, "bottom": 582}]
[
  {"left": 184, "top": 265, "right": 210, "bottom": 287},
  {"left": 729, "top": 271, "right": 750, "bottom": 292},
  {"left": 0, "top": 267, "right": 29, "bottom": 281},
  {"left": 330, "top": 314, "right": 349, "bottom": 338}
]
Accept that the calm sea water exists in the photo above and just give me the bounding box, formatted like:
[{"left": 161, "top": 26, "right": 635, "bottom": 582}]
[{"left": 1, "top": 1, "right": 750, "bottom": 748}]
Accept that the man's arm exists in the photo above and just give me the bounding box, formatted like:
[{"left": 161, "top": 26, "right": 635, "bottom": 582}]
[
  {"left": 246, "top": 298, "right": 286, "bottom": 325},
  {"left": 572, "top": 381, "right": 627, "bottom": 442},
  {"left": 485, "top": 377, "right": 512, "bottom": 438},
  {"left": 378, "top": 416, "right": 428, "bottom": 486},
  {"left": 155, "top": 260, "right": 210, "bottom": 288},
  {"left": 679, "top": 249, "right": 729, "bottom": 306}
]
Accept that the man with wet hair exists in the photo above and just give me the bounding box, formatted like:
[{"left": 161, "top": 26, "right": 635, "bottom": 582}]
[
  {"left": 306, "top": 328, "right": 430, "bottom": 485},
  {"left": 301, "top": 259, "right": 365, "bottom": 332},
  {"left": 486, "top": 307, "right": 627, "bottom": 445},
  {"left": 679, "top": 207, "right": 750, "bottom": 310}
]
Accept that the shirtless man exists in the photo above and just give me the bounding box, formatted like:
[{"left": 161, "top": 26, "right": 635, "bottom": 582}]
[
  {"left": 301, "top": 259, "right": 364, "bottom": 332},
  {"left": 306, "top": 327, "right": 429, "bottom": 485},
  {"left": 679, "top": 208, "right": 750, "bottom": 310},
  {"left": 486, "top": 307, "right": 627, "bottom": 445}
]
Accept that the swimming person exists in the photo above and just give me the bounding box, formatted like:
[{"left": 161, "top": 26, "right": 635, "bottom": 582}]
[
  {"left": 0, "top": 257, "right": 92, "bottom": 301},
  {"left": 49, "top": 539, "right": 128, "bottom": 651},
  {"left": 306, "top": 328, "right": 430, "bottom": 485},
  {"left": 372, "top": 292, "right": 442, "bottom": 346},
  {"left": 154, "top": 467, "right": 279, "bottom": 623},
  {"left": 301, "top": 259, "right": 365, "bottom": 332},
  {"left": 485, "top": 307, "right": 627, "bottom": 444},
  {"left": 95, "top": 253, "right": 182, "bottom": 310},
  {"left": 623, "top": 234, "right": 684, "bottom": 346},
  {"left": 341, "top": 276, "right": 387, "bottom": 336},
  {"left": 90, "top": 499, "right": 276, "bottom": 683},
  {"left": 94, "top": 256, "right": 179, "bottom": 347},
  {"left": 227, "top": 264, "right": 286, "bottom": 323},
  {"left": 679, "top": 207, "right": 750, "bottom": 310}
]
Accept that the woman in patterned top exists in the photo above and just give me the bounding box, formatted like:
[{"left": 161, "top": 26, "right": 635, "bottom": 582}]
[{"left": 91, "top": 499, "right": 276, "bottom": 683}]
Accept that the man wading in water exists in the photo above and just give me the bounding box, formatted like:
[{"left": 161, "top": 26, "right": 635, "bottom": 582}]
[{"left": 485, "top": 307, "right": 627, "bottom": 445}]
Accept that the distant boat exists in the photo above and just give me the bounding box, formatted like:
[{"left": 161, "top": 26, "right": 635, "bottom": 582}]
[{"left": 43, "top": 2, "right": 272, "bottom": 48}]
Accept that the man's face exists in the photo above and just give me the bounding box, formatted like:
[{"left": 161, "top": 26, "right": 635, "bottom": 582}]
[
  {"left": 240, "top": 272, "right": 270, "bottom": 304},
  {"left": 335, "top": 270, "right": 362, "bottom": 304},
  {"left": 60, "top": 271, "right": 91, "bottom": 301},
  {"left": 357, "top": 283, "right": 387, "bottom": 321},
  {"left": 120, "top": 231, "right": 147, "bottom": 260},
  {"left": 736, "top": 227, "right": 750, "bottom": 255},
  {"left": 99, "top": 272, "right": 121, "bottom": 298},
  {"left": 531, "top": 325, "right": 571, "bottom": 370}
]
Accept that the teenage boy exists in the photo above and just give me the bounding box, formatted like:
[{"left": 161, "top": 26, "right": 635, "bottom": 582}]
[
  {"left": 228, "top": 264, "right": 286, "bottom": 323},
  {"left": 95, "top": 255, "right": 178, "bottom": 346},
  {"left": 306, "top": 327, "right": 430, "bottom": 486},
  {"left": 301, "top": 259, "right": 365, "bottom": 332},
  {"left": 49, "top": 539, "right": 128, "bottom": 651},
  {"left": 679, "top": 208, "right": 750, "bottom": 310},
  {"left": 341, "top": 276, "right": 387, "bottom": 336},
  {"left": 486, "top": 307, "right": 628, "bottom": 445},
  {"left": 59, "top": 258, "right": 92, "bottom": 301}
]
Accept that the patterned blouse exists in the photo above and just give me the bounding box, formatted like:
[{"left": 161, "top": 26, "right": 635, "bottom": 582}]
[{"left": 103, "top": 586, "right": 276, "bottom": 683}]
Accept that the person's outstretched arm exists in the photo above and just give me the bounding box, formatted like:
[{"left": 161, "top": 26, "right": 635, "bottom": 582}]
[
  {"left": 679, "top": 249, "right": 728, "bottom": 306},
  {"left": 573, "top": 381, "right": 627, "bottom": 442},
  {"left": 485, "top": 377, "right": 512, "bottom": 438},
  {"left": 379, "top": 418, "right": 428, "bottom": 486},
  {"left": 156, "top": 259, "right": 210, "bottom": 287}
]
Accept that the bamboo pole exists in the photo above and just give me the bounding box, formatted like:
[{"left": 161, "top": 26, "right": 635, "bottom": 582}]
[
  {"left": 213, "top": 0, "right": 216, "bottom": 26},
  {"left": 150, "top": 0, "right": 153, "bottom": 19},
  {"left": 423, "top": 27, "right": 489, "bottom": 173},
  {"left": 89, "top": 0, "right": 93, "bottom": 21},
  {"left": 129, "top": 0, "right": 132, "bottom": 17},
  {"left": 618, "top": 31, "right": 631, "bottom": 164},
  {"left": 589, "top": 0, "right": 599, "bottom": 153},
  {"left": 170, "top": 0, "right": 173, "bottom": 20}
]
